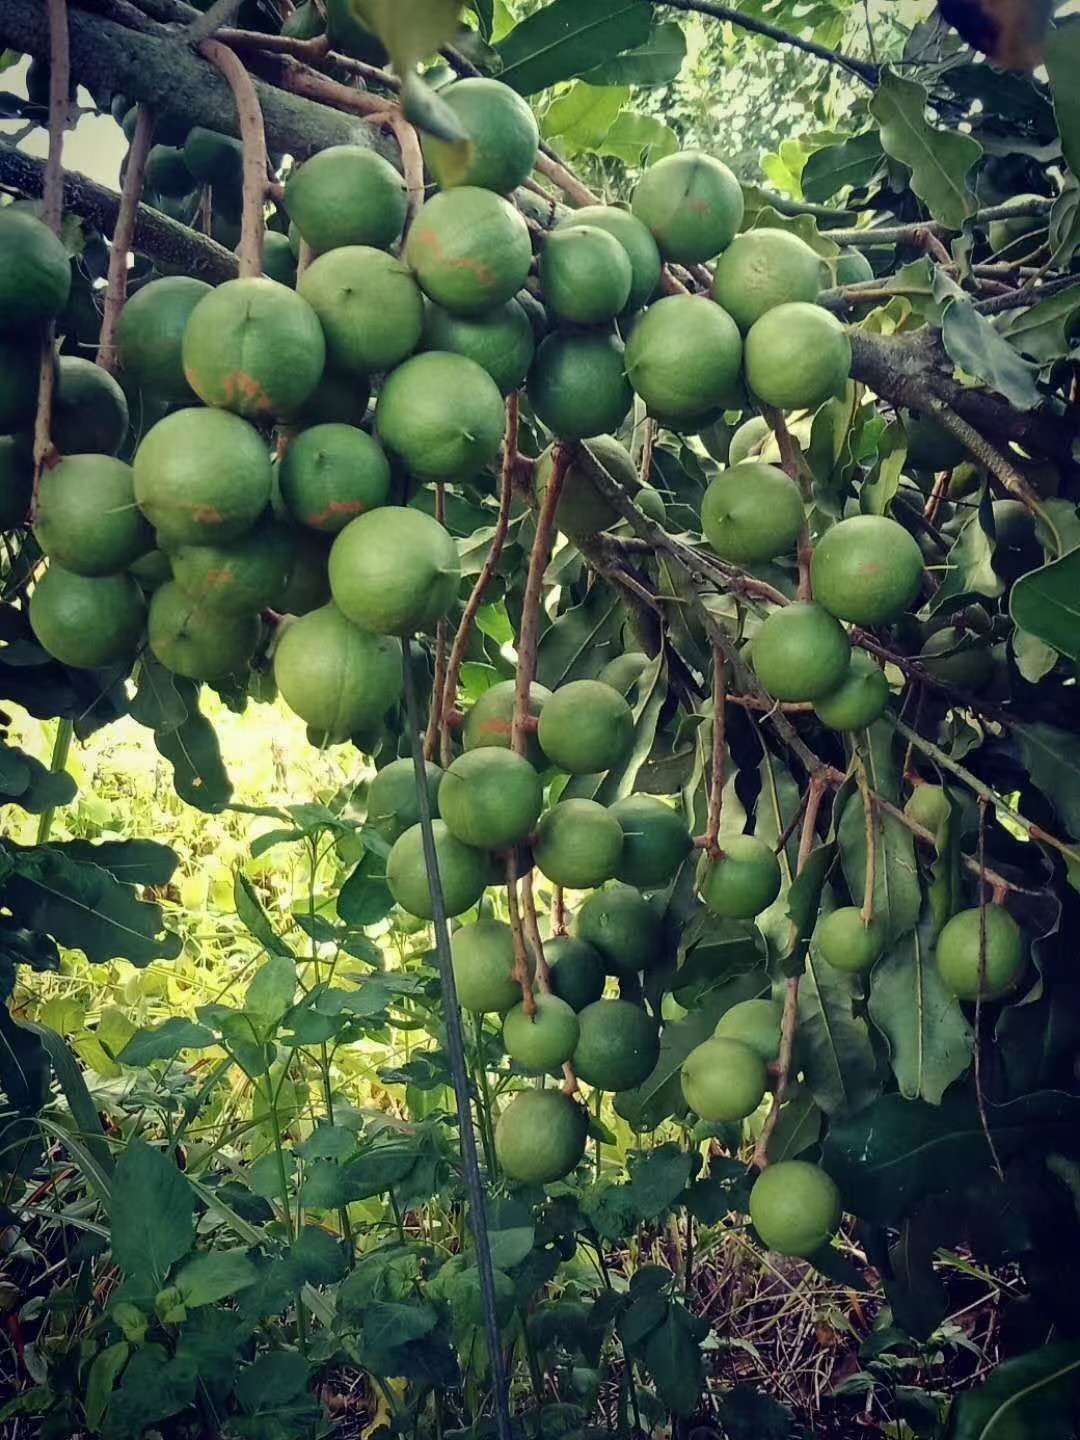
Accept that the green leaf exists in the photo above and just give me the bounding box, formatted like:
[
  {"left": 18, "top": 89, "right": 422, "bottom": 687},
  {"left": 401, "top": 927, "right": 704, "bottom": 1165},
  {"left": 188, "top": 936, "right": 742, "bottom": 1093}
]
[
  {"left": 85, "top": 1341, "right": 129, "bottom": 1431},
  {"left": 536, "top": 583, "right": 624, "bottom": 689},
  {"left": 744, "top": 202, "right": 840, "bottom": 257},
  {"left": 155, "top": 707, "right": 233, "bottom": 813},
  {"left": 110, "top": 1139, "right": 195, "bottom": 1287},
  {"left": 642, "top": 1301, "right": 706, "bottom": 1417},
  {"left": 118, "top": 1017, "right": 216, "bottom": 1066},
  {"left": 56, "top": 839, "right": 178, "bottom": 887},
  {"left": 583, "top": 21, "right": 686, "bottom": 87},
  {"left": 940, "top": 294, "right": 1041, "bottom": 411},
  {"left": 766, "top": 1087, "right": 822, "bottom": 1163},
  {"left": 234, "top": 1350, "right": 311, "bottom": 1411},
  {"left": 949, "top": 1341, "right": 1080, "bottom": 1440},
  {"left": 801, "top": 130, "right": 884, "bottom": 203},
  {"left": 997, "top": 283, "right": 1080, "bottom": 366},
  {"left": 496, "top": 0, "right": 652, "bottom": 95},
  {"left": 3, "top": 845, "right": 181, "bottom": 967},
  {"left": 400, "top": 70, "right": 470, "bottom": 146},
  {"left": 353, "top": 0, "right": 464, "bottom": 72},
  {"left": 1045, "top": 19, "right": 1080, "bottom": 181},
  {"left": 868, "top": 923, "right": 972, "bottom": 1105},
  {"left": 595, "top": 109, "right": 678, "bottom": 165},
  {"left": 245, "top": 953, "right": 297, "bottom": 1031},
  {"left": 174, "top": 1249, "right": 258, "bottom": 1307},
  {"left": 1012, "top": 626, "right": 1059, "bottom": 684},
  {"left": 859, "top": 418, "right": 907, "bottom": 517},
  {"left": 1012, "top": 720, "right": 1080, "bottom": 842},
  {"left": 542, "top": 81, "right": 628, "bottom": 151},
  {"left": 1010, "top": 548, "right": 1080, "bottom": 663},
  {"left": 0, "top": 741, "right": 76, "bottom": 813},
  {"left": 233, "top": 871, "right": 293, "bottom": 957},
  {"left": 837, "top": 725, "right": 921, "bottom": 944},
  {"left": 798, "top": 944, "right": 881, "bottom": 1117},
  {"left": 613, "top": 1005, "right": 719, "bottom": 1132},
  {"left": 104, "top": 1345, "right": 198, "bottom": 1436},
  {"left": 869, "top": 69, "right": 981, "bottom": 230},
  {"left": 929, "top": 507, "right": 1005, "bottom": 616},
  {"left": 822, "top": 1090, "right": 1080, "bottom": 1228},
  {"left": 337, "top": 851, "right": 394, "bottom": 926},
  {"left": 292, "top": 1224, "right": 347, "bottom": 1285}
]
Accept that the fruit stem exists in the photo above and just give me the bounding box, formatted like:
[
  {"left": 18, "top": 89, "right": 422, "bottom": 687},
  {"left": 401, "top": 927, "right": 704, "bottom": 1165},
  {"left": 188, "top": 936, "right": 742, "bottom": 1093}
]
[
  {"left": 441, "top": 394, "right": 520, "bottom": 761},
  {"left": 974, "top": 798, "right": 1006, "bottom": 1181},
  {"left": 400, "top": 650, "right": 514, "bottom": 1440},
  {"left": 552, "top": 885, "right": 567, "bottom": 936},
  {"left": 198, "top": 36, "right": 267, "bottom": 278},
  {"left": 521, "top": 872, "right": 552, "bottom": 996},
  {"left": 703, "top": 649, "right": 726, "bottom": 857},
  {"left": 855, "top": 755, "right": 877, "bottom": 927},
  {"left": 752, "top": 773, "right": 829, "bottom": 1170},
  {"left": 504, "top": 852, "right": 536, "bottom": 1017},
  {"left": 387, "top": 111, "right": 423, "bottom": 227},
  {"left": 97, "top": 103, "right": 153, "bottom": 375},
  {"left": 512, "top": 440, "right": 570, "bottom": 757}
]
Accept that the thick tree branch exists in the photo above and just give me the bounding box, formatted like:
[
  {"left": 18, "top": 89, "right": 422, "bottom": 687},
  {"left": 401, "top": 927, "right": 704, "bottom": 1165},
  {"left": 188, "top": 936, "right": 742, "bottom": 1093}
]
[
  {"left": 199, "top": 36, "right": 267, "bottom": 276},
  {"left": 658, "top": 0, "right": 879, "bottom": 85},
  {"left": 0, "top": 0, "right": 394, "bottom": 162},
  {"left": 0, "top": 148, "right": 238, "bottom": 283},
  {"left": 847, "top": 326, "right": 1079, "bottom": 466},
  {"left": 825, "top": 198, "right": 1054, "bottom": 248}
]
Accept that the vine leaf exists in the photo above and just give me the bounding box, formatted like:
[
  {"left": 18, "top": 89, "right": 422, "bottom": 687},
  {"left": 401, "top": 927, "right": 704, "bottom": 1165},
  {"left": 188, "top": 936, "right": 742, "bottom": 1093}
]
[
  {"left": 111, "top": 1138, "right": 195, "bottom": 1287},
  {"left": 495, "top": 0, "right": 652, "bottom": 95},
  {"left": 868, "top": 919, "right": 973, "bottom": 1105},
  {"left": 949, "top": 1341, "right": 1080, "bottom": 1440},
  {"left": 869, "top": 69, "right": 981, "bottom": 230},
  {"left": 1009, "top": 548, "right": 1080, "bottom": 663}
]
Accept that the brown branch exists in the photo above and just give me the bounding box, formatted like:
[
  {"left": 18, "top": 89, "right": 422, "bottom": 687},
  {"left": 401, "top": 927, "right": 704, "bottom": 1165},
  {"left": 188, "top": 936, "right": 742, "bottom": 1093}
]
[
  {"left": 277, "top": 56, "right": 396, "bottom": 118},
  {"left": 753, "top": 774, "right": 830, "bottom": 1170},
  {"left": 220, "top": 26, "right": 401, "bottom": 89},
  {"left": 925, "top": 397, "right": 1064, "bottom": 553},
  {"left": 659, "top": 0, "right": 878, "bottom": 83},
  {"left": 513, "top": 443, "right": 569, "bottom": 756},
  {"left": 390, "top": 111, "right": 424, "bottom": 227},
  {"left": 521, "top": 874, "right": 551, "bottom": 995},
  {"left": 97, "top": 103, "right": 153, "bottom": 373},
  {"left": 441, "top": 394, "right": 520, "bottom": 763},
  {"left": 199, "top": 37, "right": 267, "bottom": 276},
  {"left": 825, "top": 199, "right": 1053, "bottom": 247},
  {"left": 639, "top": 416, "right": 656, "bottom": 488},
  {"left": 505, "top": 853, "right": 534, "bottom": 1017},
  {"left": 185, "top": 0, "right": 246, "bottom": 44},
  {"left": 552, "top": 886, "right": 567, "bottom": 937},
  {"left": 703, "top": 649, "right": 726, "bottom": 855},
  {"left": 533, "top": 151, "right": 598, "bottom": 208}
]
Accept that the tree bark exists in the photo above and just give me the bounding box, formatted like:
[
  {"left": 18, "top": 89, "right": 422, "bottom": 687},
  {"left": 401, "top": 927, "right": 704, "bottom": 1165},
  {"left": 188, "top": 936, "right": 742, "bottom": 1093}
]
[{"left": 0, "top": 0, "right": 394, "bottom": 163}]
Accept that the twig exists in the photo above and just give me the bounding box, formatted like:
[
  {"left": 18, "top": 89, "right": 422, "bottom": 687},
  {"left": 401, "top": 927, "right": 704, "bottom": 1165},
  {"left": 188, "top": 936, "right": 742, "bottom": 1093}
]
[
  {"left": 856, "top": 759, "right": 876, "bottom": 925},
  {"left": 871, "top": 789, "right": 1032, "bottom": 896},
  {"left": 390, "top": 111, "right": 425, "bottom": 225},
  {"left": 504, "top": 853, "right": 535, "bottom": 1017},
  {"left": 441, "top": 394, "right": 520, "bottom": 764},
  {"left": 185, "top": 0, "right": 246, "bottom": 45},
  {"left": 533, "top": 151, "right": 599, "bottom": 208},
  {"left": 199, "top": 37, "right": 267, "bottom": 276},
  {"left": 824, "top": 198, "right": 1053, "bottom": 247},
  {"left": 552, "top": 886, "right": 567, "bottom": 936},
  {"left": 925, "top": 398, "right": 1061, "bottom": 553},
  {"left": 97, "top": 103, "right": 153, "bottom": 373},
  {"left": 639, "top": 416, "right": 656, "bottom": 487},
  {"left": 974, "top": 799, "right": 1005, "bottom": 1181},
  {"left": 886, "top": 714, "right": 1080, "bottom": 868},
  {"left": 220, "top": 25, "right": 401, "bottom": 90},
  {"left": 278, "top": 56, "right": 397, "bottom": 117},
  {"left": 659, "top": 0, "right": 878, "bottom": 84},
  {"left": 513, "top": 443, "right": 570, "bottom": 756},
  {"left": 703, "top": 649, "right": 726, "bottom": 855},
  {"left": 753, "top": 775, "right": 830, "bottom": 1169}
]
